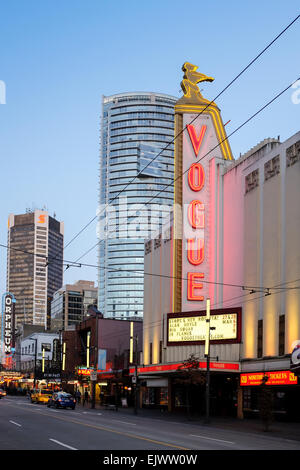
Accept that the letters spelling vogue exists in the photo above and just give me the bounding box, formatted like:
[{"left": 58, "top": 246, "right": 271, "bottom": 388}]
[
  {"left": 186, "top": 124, "right": 207, "bottom": 302},
  {"left": 4, "top": 295, "right": 13, "bottom": 354}
]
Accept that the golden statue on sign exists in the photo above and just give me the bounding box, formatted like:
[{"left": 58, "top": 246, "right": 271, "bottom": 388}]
[{"left": 181, "top": 62, "right": 214, "bottom": 102}]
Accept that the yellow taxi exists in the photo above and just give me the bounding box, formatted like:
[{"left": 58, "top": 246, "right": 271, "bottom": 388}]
[{"left": 31, "top": 388, "right": 53, "bottom": 404}]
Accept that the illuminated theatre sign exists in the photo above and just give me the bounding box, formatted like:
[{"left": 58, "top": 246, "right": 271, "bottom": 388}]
[
  {"left": 173, "top": 62, "right": 233, "bottom": 312},
  {"left": 4, "top": 294, "right": 14, "bottom": 355},
  {"left": 167, "top": 308, "right": 241, "bottom": 346}
]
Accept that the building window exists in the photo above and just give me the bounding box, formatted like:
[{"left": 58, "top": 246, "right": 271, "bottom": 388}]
[
  {"left": 245, "top": 169, "right": 259, "bottom": 194},
  {"left": 286, "top": 140, "right": 300, "bottom": 167},
  {"left": 257, "top": 319, "right": 263, "bottom": 358},
  {"left": 264, "top": 155, "right": 280, "bottom": 181},
  {"left": 279, "top": 314, "right": 285, "bottom": 356},
  {"left": 149, "top": 342, "right": 152, "bottom": 364}
]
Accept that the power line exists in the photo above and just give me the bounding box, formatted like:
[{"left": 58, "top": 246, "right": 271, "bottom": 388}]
[
  {"left": 47, "top": 14, "right": 300, "bottom": 267},
  {"left": 2, "top": 242, "right": 299, "bottom": 295},
  {"left": 68, "top": 76, "right": 300, "bottom": 266},
  {"left": 80, "top": 279, "right": 300, "bottom": 343}
]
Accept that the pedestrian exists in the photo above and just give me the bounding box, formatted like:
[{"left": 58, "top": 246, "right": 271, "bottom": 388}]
[
  {"left": 83, "top": 389, "right": 89, "bottom": 407},
  {"left": 75, "top": 389, "right": 81, "bottom": 404}
]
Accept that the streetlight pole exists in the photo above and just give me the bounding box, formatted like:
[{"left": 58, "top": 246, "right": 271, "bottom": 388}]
[
  {"left": 91, "top": 314, "right": 99, "bottom": 409},
  {"left": 29, "top": 337, "right": 38, "bottom": 389},
  {"left": 204, "top": 299, "right": 215, "bottom": 424},
  {"left": 134, "top": 334, "right": 138, "bottom": 415}
]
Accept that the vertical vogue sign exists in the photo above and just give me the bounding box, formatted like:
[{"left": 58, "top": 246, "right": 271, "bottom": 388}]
[
  {"left": 4, "top": 294, "right": 14, "bottom": 355},
  {"left": 182, "top": 116, "right": 210, "bottom": 310}
]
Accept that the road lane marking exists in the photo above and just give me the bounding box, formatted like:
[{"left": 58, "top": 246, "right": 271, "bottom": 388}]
[
  {"left": 190, "top": 434, "right": 235, "bottom": 445},
  {"left": 49, "top": 439, "right": 77, "bottom": 450},
  {"left": 9, "top": 420, "right": 21, "bottom": 427},
  {"left": 30, "top": 410, "right": 189, "bottom": 450},
  {"left": 112, "top": 420, "right": 137, "bottom": 426}
]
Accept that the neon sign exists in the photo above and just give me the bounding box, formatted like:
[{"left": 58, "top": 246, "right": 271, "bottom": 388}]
[
  {"left": 173, "top": 62, "right": 234, "bottom": 313},
  {"left": 4, "top": 294, "right": 14, "bottom": 355},
  {"left": 185, "top": 124, "right": 207, "bottom": 304},
  {"left": 187, "top": 124, "right": 207, "bottom": 156}
]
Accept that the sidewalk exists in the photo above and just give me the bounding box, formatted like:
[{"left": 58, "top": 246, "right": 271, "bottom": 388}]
[{"left": 77, "top": 402, "right": 300, "bottom": 443}]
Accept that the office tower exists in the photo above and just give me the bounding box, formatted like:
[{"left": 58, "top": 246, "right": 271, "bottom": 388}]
[
  {"left": 51, "top": 280, "right": 98, "bottom": 331},
  {"left": 6, "top": 209, "right": 64, "bottom": 328},
  {"left": 98, "top": 92, "right": 177, "bottom": 318}
]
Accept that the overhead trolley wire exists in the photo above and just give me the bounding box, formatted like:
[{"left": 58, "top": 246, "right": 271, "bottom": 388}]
[
  {"left": 2, "top": 242, "right": 300, "bottom": 294},
  {"left": 46, "top": 14, "right": 300, "bottom": 267},
  {"left": 68, "top": 76, "right": 300, "bottom": 267}
]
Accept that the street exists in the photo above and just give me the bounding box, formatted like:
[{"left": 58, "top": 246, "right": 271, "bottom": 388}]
[{"left": 1, "top": 396, "right": 300, "bottom": 450}]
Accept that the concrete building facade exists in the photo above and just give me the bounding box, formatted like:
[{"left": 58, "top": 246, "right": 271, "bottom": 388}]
[
  {"left": 50, "top": 280, "right": 98, "bottom": 331},
  {"left": 6, "top": 210, "right": 64, "bottom": 329}
]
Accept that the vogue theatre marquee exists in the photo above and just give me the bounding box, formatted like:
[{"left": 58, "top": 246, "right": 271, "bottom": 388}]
[{"left": 167, "top": 308, "right": 241, "bottom": 346}]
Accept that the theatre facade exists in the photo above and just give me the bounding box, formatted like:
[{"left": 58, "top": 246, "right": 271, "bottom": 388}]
[{"left": 141, "top": 63, "right": 300, "bottom": 420}]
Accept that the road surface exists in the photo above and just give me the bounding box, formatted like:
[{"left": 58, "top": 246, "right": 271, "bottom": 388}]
[{"left": 1, "top": 396, "right": 299, "bottom": 451}]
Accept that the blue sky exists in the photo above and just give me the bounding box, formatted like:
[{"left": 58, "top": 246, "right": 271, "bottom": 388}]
[{"left": 0, "top": 0, "right": 299, "bottom": 295}]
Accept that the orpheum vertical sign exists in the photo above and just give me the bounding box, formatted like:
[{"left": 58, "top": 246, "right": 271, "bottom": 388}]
[
  {"left": 173, "top": 62, "right": 233, "bottom": 312},
  {"left": 4, "top": 294, "right": 14, "bottom": 355}
]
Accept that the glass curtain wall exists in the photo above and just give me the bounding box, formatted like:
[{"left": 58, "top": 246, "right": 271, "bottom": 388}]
[{"left": 98, "top": 92, "right": 177, "bottom": 319}]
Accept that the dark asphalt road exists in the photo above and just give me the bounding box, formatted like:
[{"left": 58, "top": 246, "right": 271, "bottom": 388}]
[{"left": 1, "top": 396, "right": 300, "bottom": 450}]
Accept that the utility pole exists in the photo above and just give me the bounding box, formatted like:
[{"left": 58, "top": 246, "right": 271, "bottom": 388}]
[
  {"left": 134, "top": 334, "right": 138, "bottom": 415},
  {"left": 129, "top": 323, "right": 139, "bottom": 414},
  {"left": 29, "top": 337, "right": 38, "bottom": 389},
  {"left": 91, "top": 314, "right": 98, "bottom": 409},
  {"left": 204, "top": 298, "right": 215, "bottom": 424}
]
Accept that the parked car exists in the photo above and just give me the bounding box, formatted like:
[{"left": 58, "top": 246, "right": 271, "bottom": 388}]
[
  {"left": 31, "top": 389, "right": 53, "bottom": 404},
  {"left": 0, "top": 388, "right": 7, "bottom": 398},
  {"left": 47, "top": 392, "right": 76, "bottom": 409}
]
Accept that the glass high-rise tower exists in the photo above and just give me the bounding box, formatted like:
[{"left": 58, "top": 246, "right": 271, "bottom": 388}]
[{"left": 98, "top": 92, "right": 177, "bottom": 319}]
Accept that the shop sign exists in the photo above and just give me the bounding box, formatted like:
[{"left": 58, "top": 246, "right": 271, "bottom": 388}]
[
  {"left": 77, "top": 361, "right": 113, "bottom": 376},
  {"left": 167, "top": 307, "right": 241, "bottom": 345},
  {"left": 77, "top": 367, "right": 94, "bottom": 376},
  {"left": 240, "top": 370, "right": 298, "bottom": 387},
  {"left": 98, "top": 349, "right": 107, "bottom": 371},
  {"left": 130, "top": 361, "right": 240, "bottom": 375}
]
